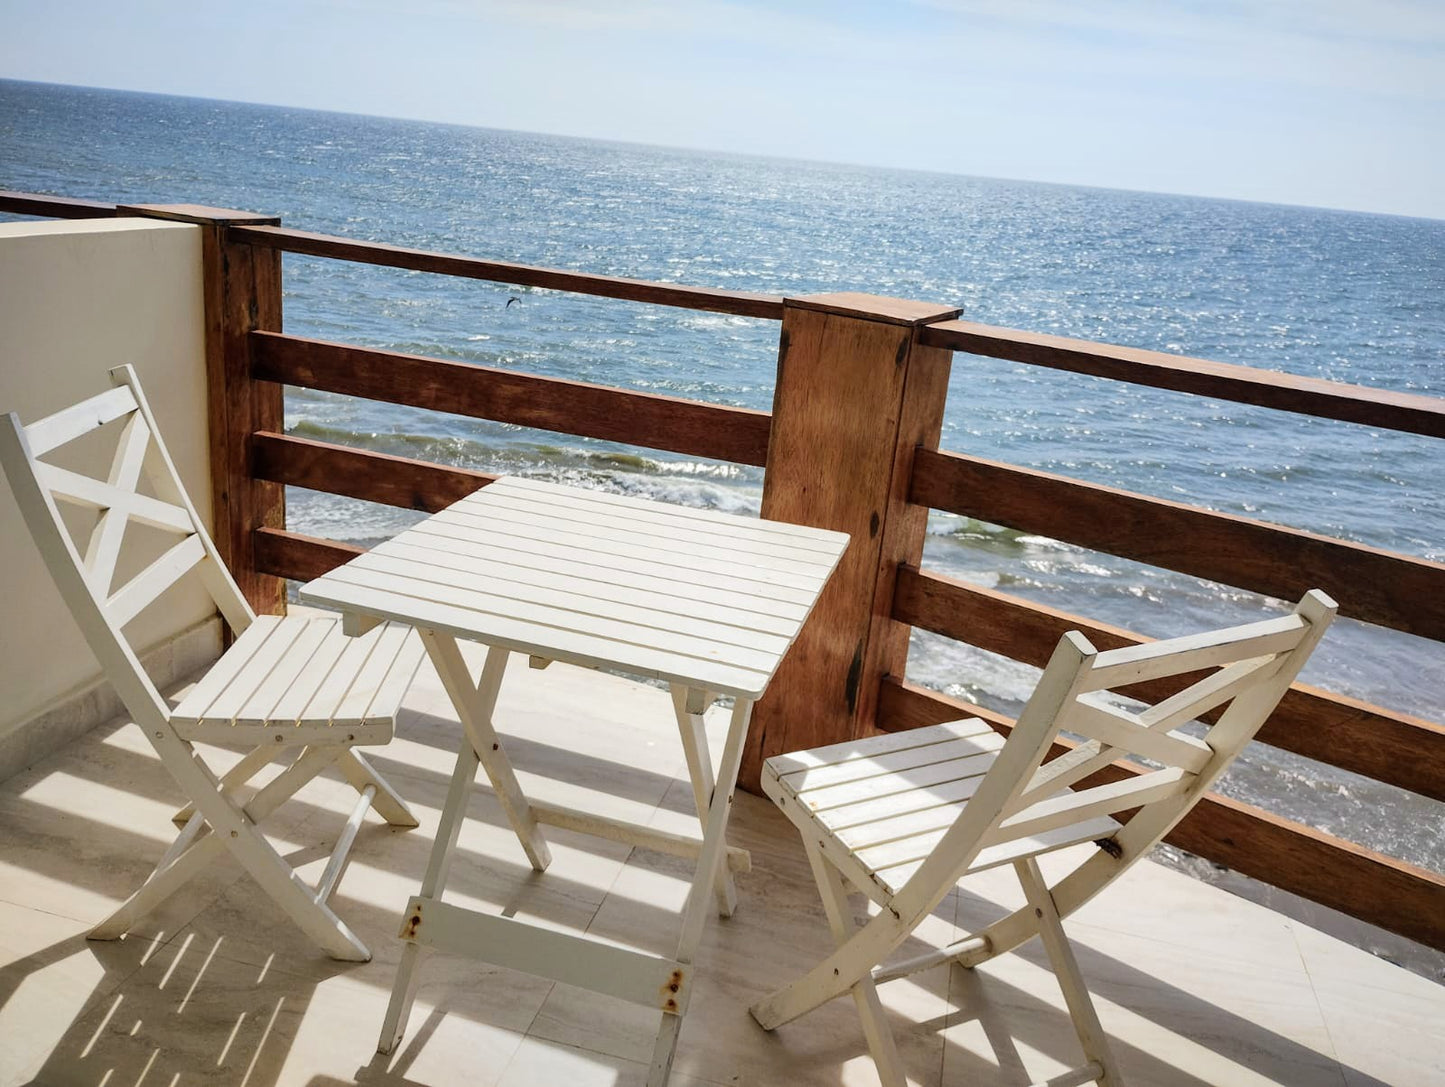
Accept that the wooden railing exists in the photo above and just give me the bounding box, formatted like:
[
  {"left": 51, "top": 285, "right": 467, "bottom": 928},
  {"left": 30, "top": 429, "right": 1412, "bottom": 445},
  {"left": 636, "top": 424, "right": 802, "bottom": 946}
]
[
  {"left": 0, "top": 190, "right": 120, "bottom": 219},
  {"left": 919, "top": 319, "right": 1445, "bottom": 437},
  {"left": 4, "top": 188, "right": 1442, "bottom": 951},
  {"left": 230, "top": 224, "right": 786, "bottom": 319}
]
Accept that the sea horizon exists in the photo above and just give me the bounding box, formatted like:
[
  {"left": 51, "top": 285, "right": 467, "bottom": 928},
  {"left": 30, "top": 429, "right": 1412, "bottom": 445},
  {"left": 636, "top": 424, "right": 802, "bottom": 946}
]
[{"left": 6, "top": 76, "right": 1441, "bottom": 225}]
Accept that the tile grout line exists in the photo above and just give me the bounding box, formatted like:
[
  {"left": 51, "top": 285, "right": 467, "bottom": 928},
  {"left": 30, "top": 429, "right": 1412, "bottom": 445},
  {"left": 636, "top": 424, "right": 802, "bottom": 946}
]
[
  {"left": 938, "top": 891, "right": 962, "bottom": 1087},
  {"left": 941, "top": 889, "right": 987, "bottom": 1087},
  {"left": 1284, "top": 921, "right": 1352, "bottom": 1086}
]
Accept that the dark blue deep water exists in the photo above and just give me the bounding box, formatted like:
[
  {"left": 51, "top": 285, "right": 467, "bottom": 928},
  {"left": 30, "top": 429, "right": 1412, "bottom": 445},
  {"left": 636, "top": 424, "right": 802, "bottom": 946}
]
[{"left": 2, "top": 80, "right": 1441, "bottom": 872}]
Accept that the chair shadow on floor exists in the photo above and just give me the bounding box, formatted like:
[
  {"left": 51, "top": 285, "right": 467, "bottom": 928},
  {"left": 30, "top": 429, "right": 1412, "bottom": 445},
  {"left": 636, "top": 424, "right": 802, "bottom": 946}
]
[{"left": 0, "top": 705, "right": 1386, "bottom": 1087}]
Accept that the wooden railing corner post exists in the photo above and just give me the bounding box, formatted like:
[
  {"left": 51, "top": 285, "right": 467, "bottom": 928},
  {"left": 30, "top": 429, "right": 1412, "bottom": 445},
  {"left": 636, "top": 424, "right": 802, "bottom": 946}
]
[
  {"left": 119, "top": 203, "right": 286, "bottom": 617},
  {"left": 740, "top": 292, "right": 958, "bottom": 793}
]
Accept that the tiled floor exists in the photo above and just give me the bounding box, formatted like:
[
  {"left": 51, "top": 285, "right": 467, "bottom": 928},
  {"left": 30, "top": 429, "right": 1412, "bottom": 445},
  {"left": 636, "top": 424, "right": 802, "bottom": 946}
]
[{"left": 1, "top": 647, "right": 1442, "bottom": 1087}]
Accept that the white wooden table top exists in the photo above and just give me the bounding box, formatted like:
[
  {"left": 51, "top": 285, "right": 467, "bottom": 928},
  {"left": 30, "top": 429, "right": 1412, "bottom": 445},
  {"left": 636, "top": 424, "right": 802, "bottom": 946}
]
[{"left": 301, "top": 476, "right": 849, "bottom": 698}]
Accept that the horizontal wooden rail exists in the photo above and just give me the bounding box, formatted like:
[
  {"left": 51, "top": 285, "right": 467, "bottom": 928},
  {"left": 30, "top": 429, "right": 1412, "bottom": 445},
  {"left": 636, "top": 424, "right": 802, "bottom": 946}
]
[
  {"left": 251, "top": 331, "right": 773, "bottom": 467},
  {"left": 910, "top": 447, "right": 1445, "bottom": 642},
  {"left": 876, "top": 677, "right": 1445, "bottom": 951},
  {"left": 231, "top": 224, "right": 786, "bottom": 320},
  {"left": 0, "top": 190, "right": 120, "bottom": 219},
  {"left": 921, "top": 319, "right": 1445, "bottom": 439},
  {"left": 252, "top": 431, "right": 495, "bottom": 512},
  {"left": 893, "top": 567, "right": 1445, "bottom": 801},
  {"left": 254, "top": 527, "right": 362, "bottom": 582}
]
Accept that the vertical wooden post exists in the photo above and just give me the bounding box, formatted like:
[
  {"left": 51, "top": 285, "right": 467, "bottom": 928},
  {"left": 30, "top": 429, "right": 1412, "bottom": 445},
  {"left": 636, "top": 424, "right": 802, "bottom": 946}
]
[
  {"left": 120, "top": 203, "right": 286, "bottom": 616},
  {"left": 741, "top": 293, "right": 958, "bottom": 793}
]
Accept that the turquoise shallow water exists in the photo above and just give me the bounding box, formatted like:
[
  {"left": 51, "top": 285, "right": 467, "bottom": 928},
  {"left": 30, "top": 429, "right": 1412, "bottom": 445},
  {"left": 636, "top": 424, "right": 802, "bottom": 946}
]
[{"left": 2, "top": 79, "right": 1441, "bottom": 870}]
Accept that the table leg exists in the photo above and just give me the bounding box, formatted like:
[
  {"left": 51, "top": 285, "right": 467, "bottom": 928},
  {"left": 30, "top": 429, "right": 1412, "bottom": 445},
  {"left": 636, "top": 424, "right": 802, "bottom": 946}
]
[
  {"left": 378, "top": 726, "right": 480, "bottom": 1054},
  {"left": 670, "top": 685, "right": 737, "bottom": 917},
  {"left": 647, "top": 697, "right": 754, "bottom": 1087},
  {"left": 421, "top": 632, "right": 551, "bottom": 871}
]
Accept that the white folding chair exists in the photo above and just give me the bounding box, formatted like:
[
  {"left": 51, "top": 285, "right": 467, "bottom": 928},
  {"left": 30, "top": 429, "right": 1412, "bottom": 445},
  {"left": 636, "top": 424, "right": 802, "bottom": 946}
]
[
  {"left": 0, "top": 365, "right": 426, "bottom": 961},
  {"left": 750, "top": 591, "right": 1336, "bottom": 1086}
]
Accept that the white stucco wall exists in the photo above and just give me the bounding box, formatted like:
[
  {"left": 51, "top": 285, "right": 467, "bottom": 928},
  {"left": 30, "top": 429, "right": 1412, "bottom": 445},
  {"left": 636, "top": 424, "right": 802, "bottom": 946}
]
[{"left": 0, "top": 217, "right": 218, "bottom": 753}]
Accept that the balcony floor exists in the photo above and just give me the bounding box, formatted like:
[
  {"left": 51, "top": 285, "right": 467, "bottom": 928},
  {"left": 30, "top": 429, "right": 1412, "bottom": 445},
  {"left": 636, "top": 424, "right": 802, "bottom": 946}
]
[{"left": 1, "top": 641, "right": 1441, "bottom": 1087}]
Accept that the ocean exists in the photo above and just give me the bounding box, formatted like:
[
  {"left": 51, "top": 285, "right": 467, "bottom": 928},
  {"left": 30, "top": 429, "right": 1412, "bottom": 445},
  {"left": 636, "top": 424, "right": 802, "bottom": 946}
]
[{"left": 2, "top": 79, "right": 1441, "bottom": 876}]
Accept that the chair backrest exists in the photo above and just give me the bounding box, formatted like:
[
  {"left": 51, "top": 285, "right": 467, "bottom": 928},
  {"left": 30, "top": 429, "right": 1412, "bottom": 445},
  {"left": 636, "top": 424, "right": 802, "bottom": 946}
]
[
  {"left": 0, "top": 365, "right": 255, "bottom": 730},
  {"left": 894, "top": 590, "right": 1336, "bottom": 914}
]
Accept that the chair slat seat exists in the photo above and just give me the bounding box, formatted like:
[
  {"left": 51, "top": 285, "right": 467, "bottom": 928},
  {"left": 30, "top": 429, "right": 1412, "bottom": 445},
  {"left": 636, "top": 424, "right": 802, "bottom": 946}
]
[
  {"left": 763, "top": 719, "right": 1123, "bottom": 897},
  {"left": 869, "top": 814, "right": 1126, "bottom": 893},
  {"left": 171, "top": 615, "right": 424, "bottom": 743}
]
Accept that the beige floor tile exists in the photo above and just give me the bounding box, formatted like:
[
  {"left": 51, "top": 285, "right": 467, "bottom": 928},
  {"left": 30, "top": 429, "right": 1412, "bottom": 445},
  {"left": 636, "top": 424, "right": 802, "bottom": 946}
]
[
  {"left": 939, "top": 920, "right": 1347, "bottom": 1086},
  {"left": 1290, "top": 922, "right": 1445, "bottom": 1087},
  {"left": 27, "top": 923, "right": 547, "bottom": 1087},
  {"left": 524, "top": 822, "right": 960, "bottom": 1087},
  {"left": 496, "top": 1034, "right": 726, "bottom": 1087},
  {"left": 0, "top": 720, "right": 300, "bottom": 940},
  {"left": 0, "top": 902, "right": 162, "bottom": 1087},
  {"left": 1065, "top": 853, "right": 1315, "bottom": 979}
]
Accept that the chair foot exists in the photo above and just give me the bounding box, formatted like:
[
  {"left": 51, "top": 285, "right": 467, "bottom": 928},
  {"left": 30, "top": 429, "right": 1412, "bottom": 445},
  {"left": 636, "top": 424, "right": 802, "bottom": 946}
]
[{"left": 317, "top": 918, "right": 372, "bottom": 963}]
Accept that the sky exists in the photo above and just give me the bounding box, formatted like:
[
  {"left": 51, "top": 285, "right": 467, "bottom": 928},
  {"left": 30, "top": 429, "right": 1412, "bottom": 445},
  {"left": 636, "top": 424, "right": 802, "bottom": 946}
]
[{"left": 2, "top": 0, "right": 1443, "bottom": 218}]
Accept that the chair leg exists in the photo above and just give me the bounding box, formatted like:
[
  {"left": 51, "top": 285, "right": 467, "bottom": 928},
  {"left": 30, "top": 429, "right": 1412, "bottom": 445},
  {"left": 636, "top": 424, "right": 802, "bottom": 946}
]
[
  {"left": 89, "top": 819, "right": 225, "bottom": 940},
  {"left": 204, "top": 751, "right": 371, "bottom": 962},
  {"left": 751, "top": 898, "right": 906, "bottom": 1032},
  {"left": 805, "top": 840, "right": 908, "bottom": 1087},
  {"left": 171, "top": 743, "right": 277, "bottom": 825},
  {"left": 337, "top": 747, "right": 419, "bottom": 828},
  {"left": 1015, "top": 858, "right": 1122, "bottom": 1087},
  {"left": 95, "top": 746, "right": 329, "bottom": 940},
  {"left": 95, "top": 746, "right": 371, "bottom": 962}
]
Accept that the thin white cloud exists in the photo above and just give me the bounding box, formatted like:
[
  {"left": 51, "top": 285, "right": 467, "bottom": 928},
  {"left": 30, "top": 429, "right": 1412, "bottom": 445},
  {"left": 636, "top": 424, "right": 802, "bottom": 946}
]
[{"left": 915, "top": 0, "right": 1445, "bottom": 47}]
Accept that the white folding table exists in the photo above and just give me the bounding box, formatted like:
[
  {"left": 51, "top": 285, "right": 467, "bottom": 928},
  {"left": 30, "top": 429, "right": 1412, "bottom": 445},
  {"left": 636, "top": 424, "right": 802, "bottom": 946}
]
[{"left": 300, "top": 475, "right": 847, "bottom": 1084}]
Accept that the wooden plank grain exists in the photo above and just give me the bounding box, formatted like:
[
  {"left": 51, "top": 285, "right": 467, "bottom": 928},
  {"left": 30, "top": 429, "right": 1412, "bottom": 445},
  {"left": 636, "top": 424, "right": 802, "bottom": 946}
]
[
  {"left": 910, "top": 447, "right": 1445, "bottom": 641},
  {"left": 0, "top": 190, "right": 119, "bottom": 219},
  {"left": 252, "top": 431, "right": 495, "bottom": 511},
  {"left": 229, "top": 224, "right": 786, "bottom": 319},
  {"left": 744, "top": 303, "right": 915, "bottom": 788},
  {"left": 874, "top": 678, "right": 1445, "bottom": 951},
  {"left": 858, "top": 329, "right": 954, "bottom": 744},
  {"left": 250, "top": 331, "right": 772, "bottom": 467},
  {"left": 891, "top": 568, "right": 1445, "bottom": 801},
  {"left": 124, "top": 205, "right": 287, "bottom": 617},
  {"left": 254, "top": 526, "right": 363, "bottom": 582},
  {"left": 921, "top": 319, "right": 1445, "bottom": 439}
]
